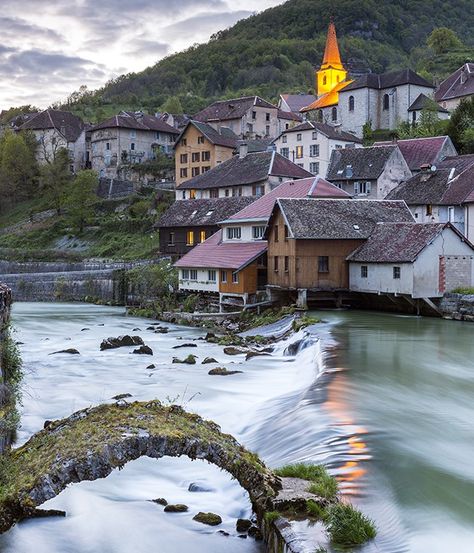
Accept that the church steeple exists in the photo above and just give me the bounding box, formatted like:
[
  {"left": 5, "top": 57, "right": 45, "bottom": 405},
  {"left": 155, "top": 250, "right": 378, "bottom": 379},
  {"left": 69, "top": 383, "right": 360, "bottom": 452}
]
[{"left": 316, "top": 19, "right": 347, "bottom": 97}]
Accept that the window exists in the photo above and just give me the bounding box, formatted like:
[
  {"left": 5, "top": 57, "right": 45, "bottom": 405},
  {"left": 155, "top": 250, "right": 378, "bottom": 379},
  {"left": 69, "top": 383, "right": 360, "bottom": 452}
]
[
  {"left": 130, "top": 130, "right": 136, "bottom": 138},
  {"left": 208, "top": 270, "right": 216, "bottom": 282},
  {"left": 252, "top": 226, "right": 265, "bottom": 239},
  {"left": 226, "top": 227, "right": 241, "bottom": 240},
  {"left": 168, "top": 232, "right": 175, "bottom": 246},
  {"left": 361, "top": 265, "right": 368, "bottom": 278},
  {"left": 349, "top": 95, "right": 355, "bottom": 111},
  {"left": 180, "top": 153, "right": 188, "bottom": 163},
  {"left": 182, "top": 190, "right": 186, "bottom": 199},
  {"left": 274, "top": 225, "right": 279, "bottom": 242},
  {"left": 221, "top": 270, "right": 227, "bottom": 283},
  {"left": 296, "top": 133, "right": 302, "bottom": 141},
  {"left": 426, "top": 204, "right": 433, "bottom": 216},
  {"left": 253, "top": 184, "right": 265, "bottom": 197},
  {"left": 181, "top": 138, "right": 187, "bottom": 146},
  {"left": 232, "top": 272, "right": 239, "bottom": 284},
  {"left": 312, "top": 131, "right": 318, "bottom": 140},
  {"left": 317, "top": 110, "right": 323, "bottom": 122},
  {"left": 266, "top": 125, "right": 270, "bottom": 136},
  {"left": 130, "top": 143, "right": 135, "bottom": 151},
  {"left": 266, "top": 112, "right": 270, "bottom": 121},
  {"left": 186, "top": 231, "right": 195, "bottom": 245},
  {"left": 393, "top": 266, "right": 401, "bottom": 279},
  {"left": 252, "top": 111, "right": 256, "bottom": 120},
  {"left": 202, "top": 166, "right": 211, "bottom": 173},
  {"left": 383, "top": 94, "right": 390, "bottom": 111},
  {"left": 225, "top": 189, "right": 230, "bottom": 197},
  {"left": 197, "top": 135, "right": 204, "bottom": 144},
  {"left": 280, "top": 147, "right": 289, "bottom": 158},
  {"left": 192, "top": 167, "right": 200, "bottom": 177},
  {"left": 448, "top": 206, "right": 455, "bottom": 222},
  {"left": 284, "top": 256, "right": 289, "bottom": 272},
  {"left": 284, "top": 225, "right": 289, "bottom": 240},
  {"left": 273, "top": 256, "right": 279, "bottom": 272},
  {"left": 192, "top": 152, "right": 200, "bottom": 163},
  {"left": 309, "top": 144, "right": 320, "bottom": 157},
  {"left": 247, "top": 123, "right": 253, "bottom": 133},
  {"left": 210, "top": 189, "right": 219, "bottom": 198},
  {"left": 318, "top": 256, "right": 329, "bottom": 273},
  {"left": 180, "top": 168, "right": 188, "bottom": 178},
  {"left": 202, "top": 151, "right": 211, "bottom": 161},
  {"left": 296, "top": 146, "right": 303, "bottom": 159},
  {"left": 310, "top": 162, "right": 319, "bottom": 174},
  {"left": 282, "top": 135, "right": 287, "bottom": 143},
  {"left": 106, "top": 142, "right": 110, "bottom": 150},
  {"left": 156, "top": 132, "right": 160, "bottom": 140},
  {"left": 182, "top": 269, "right": 189, "bottom": 280},
  {"left": 200, "top": 230, "right": 206, "bottom": 242},
  {"left": 354, "top": 181, "right": 371, "bottom": 195},
  {"left": 190, "top": 270, "right": 198, "bottom": 281},
  {"left": 331, "top": 107, "right": 337, "bottom": 122},
  {"left": 335, "top": 144, "right": 343, "bottom": 149},
  {"left": 189, "top": 189, "right": 196, "bottom": 199},
  {"left": 323, "top": 75, "right": 327, "bottom": 85}
]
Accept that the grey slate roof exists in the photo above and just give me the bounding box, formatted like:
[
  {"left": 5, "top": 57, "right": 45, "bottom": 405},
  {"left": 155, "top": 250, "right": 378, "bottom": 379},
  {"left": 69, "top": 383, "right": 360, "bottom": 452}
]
[
  {"left": 435, "top": 63, "right": 474, "bottom": 103},
  {"left": 408, "top": 93, "right": 449, "bottom": 113},
  {"left": 279, "top": 94, "right": 317, "bottom": 113},
  {"left": 342, "top": 69, "right": 434, "bottom": 92},
  {"left": 347, "top": 222, "right": 462, "bottom": 262},
  {"left": 156, "top": 197, "right": 256, "bottom": 228},
  {"left": 194, "top": 96, "right": 277, "bottom": 122},
  {"left": 275, "top": 121, "right": 361, "bottom": 143},
  {"left": 177, "top": 151, "right": 311, "bottom": 190},
  {"left": 327, "top": 146, "right": 398, "bottom": 181},
  {"left": 91, "top": 112, "right": 179, "bottom": 134},
  {"left": 19, "top": 109, "right": 84, "bottom": 142},
  {"left": 275, "top": 198, "right": 414, "bottom": 240}
]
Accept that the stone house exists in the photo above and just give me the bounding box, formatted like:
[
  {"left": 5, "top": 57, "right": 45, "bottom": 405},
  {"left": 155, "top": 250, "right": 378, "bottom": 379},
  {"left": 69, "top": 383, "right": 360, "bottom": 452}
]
[
  {"left": 348, "top": 222, "right": 474, "bottom": 298},
  {"left": 326, "top": 145, "right": 412, "bottom": 199},
  {"left": 273, "top": 121, "right": 361, "bottom": 177},
  {"left": 89, "top": 111, "right": 179, "bottom": 179},
  {"left": 407, "top": 93, "right": 450, "bottom": 125},
  {"left": 435, "top": 63, "right": 474, "bottom": 111},
  {"left": 19, "top": 109, "right": 86, "bottom": 173}
]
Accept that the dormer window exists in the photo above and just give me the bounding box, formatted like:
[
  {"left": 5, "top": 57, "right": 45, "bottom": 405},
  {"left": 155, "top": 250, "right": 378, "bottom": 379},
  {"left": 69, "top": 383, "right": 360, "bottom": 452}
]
[{"left": 226, "top": 227, "right": 241, "bottom": 240}]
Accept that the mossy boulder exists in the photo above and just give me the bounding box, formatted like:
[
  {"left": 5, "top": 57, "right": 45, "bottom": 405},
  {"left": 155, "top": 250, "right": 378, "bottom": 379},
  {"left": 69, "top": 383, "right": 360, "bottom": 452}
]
[
  {"left": 50, "top": 349, "right": 80, "bottom": 355},
  {"left": 132, "top": 345, "right": 153, "bottom": 355},
  {"left": 193, "top": 512, "right": 222, "bottom": 526},
  {"left": 202, "top": 357, "right": 218, "bottom": 364},
  {"left": 236, "top": 518, "right": 252, "bottom": 532},
  {"left": 150, "top": 498, "right": 168, "bottom": 506},
  {"left": 164, "top": 504, "right": 189, "bottom": 513},
  {"left": 172, "top": 354, "right": 197, "bottom": 364},
  {"left": 208, "top": 367, "right": 243, "bottom": 376},
  {"left": 223, "top": 346, "right": 248, "bottom": 356},
  {"left": 100, "top": 335, "right": 144, "bottom": 350},
  {"left": 172, "top": 343, "right": 197, "bottom": 349},
  {"left": 111, "top": 393, "right": 132, "bottom": 400}
]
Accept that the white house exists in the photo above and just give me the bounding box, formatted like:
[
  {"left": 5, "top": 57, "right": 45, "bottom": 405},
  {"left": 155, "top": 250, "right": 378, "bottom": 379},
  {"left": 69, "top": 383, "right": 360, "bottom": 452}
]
[
  {"left": 273, "top": 121, "right": 361, "bottom": 177},
  {"left": 348, "top": 222, "right": 474, "bottom": 298}
]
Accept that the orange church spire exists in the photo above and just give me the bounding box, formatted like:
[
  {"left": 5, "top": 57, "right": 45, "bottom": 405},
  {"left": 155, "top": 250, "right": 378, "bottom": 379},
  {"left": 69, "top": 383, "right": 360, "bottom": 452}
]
[{"left": 322, "top": 18, "right": 343, "bottom": 70}]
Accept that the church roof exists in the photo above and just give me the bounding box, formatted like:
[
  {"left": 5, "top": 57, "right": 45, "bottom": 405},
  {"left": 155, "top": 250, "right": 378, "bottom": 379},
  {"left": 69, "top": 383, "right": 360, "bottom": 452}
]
[
  {"left": 321, "top": 20, "right": 344, "bottom": 70},
  {"left": 341, "top": 69, "right": 434, "bottom": 92},
  {"left": 407, "top": 93, "right": 449, "bottom": 113},
  {"left": 300, "top": 80, "right": 352, "bottom": 111}
]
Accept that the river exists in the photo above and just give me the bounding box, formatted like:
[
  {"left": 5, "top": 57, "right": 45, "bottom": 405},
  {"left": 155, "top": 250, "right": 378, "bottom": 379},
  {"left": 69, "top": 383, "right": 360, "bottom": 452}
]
[{"left": 0, "top": 303, "right": 473, "bottom": 552}]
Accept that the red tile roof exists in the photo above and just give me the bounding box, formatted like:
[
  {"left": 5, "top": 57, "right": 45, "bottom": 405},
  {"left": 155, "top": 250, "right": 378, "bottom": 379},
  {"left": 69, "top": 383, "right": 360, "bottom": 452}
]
[
  {"left": 174, "top": 230, "right": 267, "bottom": 270},
  {"left": 222, "top": 176, "right": 350, "bottom": 223}
]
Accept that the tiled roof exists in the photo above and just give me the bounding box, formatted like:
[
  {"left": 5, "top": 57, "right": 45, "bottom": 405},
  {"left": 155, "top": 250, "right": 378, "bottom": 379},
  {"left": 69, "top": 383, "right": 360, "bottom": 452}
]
[
  {"left": 327, "top": 146, "right": 398, "bottom": 181},
  {"left": 407, "top": 93, "right": 449, "bottom": 113},
  {"left": 341, "top": 69, "right": 434, "bottom": 92},
  {"left": 277, "top": 109, "right": 303, "bottom": 122},
  {"left": 174, "top": 120, "right": 238, "bottom": 149},
  {"left": 279, "top": 94, "right": 317, "bottom": 113},
  {"left": 156, "top": 197, "right": 255, "bottom": 228},
  {"left": 194, "top": 96, "right": 277, "bottom": 122},
  {"left": 90, "top": 112, "right": 179, "bottom": 134},
  {"left": 276, "top": 121, "right": 361, "bottom": 143},
  {"left": 177, "top": 151, "right": 312, "bottom": 190},
  {"left": 322, "top": 20, "right": 344, "bottom": 69},
  {"left": 222, "top": 176, "right": 350, "bottom": 224},
  {"left": 386, "top": 155, "right": 474, "bottom": 205},
  {"left": 373, "top": 136, "right": 454, "bottom": 171},
  {"left": 19, "top": 109, "right": 84, "bottom": 142},
  {"left": 174, "top": 230, "right": 267, "bottom": 270},
  {"left": 274, "top": 198, "right": 414, "bottom": 240},
  {"left": 347, "top": 222, "right": 462, "bottom": 262},
  {"left": 236, "top": 138, "right": 273, "bottom": 153},
  {"left": 435, "top": 63, "right": 474, "bottom": 102}
]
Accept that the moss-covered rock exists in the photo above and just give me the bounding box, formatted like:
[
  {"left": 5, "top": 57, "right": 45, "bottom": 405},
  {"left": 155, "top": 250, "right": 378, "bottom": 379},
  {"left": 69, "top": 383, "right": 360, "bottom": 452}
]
[
  {"left": 193, "top": 511, "right": 222, "bottom": 525},
  {"left": 164, "top": 504, "right": 188, "bottom": 513},
  {"left": 172, "top": 354, "right": 197, "bottom": 364},
  {"left": 208, "top": 368, "right": 243, "bottom": 376}
]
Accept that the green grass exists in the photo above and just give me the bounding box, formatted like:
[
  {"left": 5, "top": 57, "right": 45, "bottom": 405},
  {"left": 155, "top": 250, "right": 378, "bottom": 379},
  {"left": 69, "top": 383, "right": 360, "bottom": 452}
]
[
  {"left": 451, "top": 287, "right": 474, "bottom": 295},
  {"left": 306, "top": 500, "right": 327, "bottom": 519},
  {"left": 325, "top": 503, "right": 376, "bottom": 546},
  {"left": 264, "top": 511, "right": 281, "bottom": 524},
  {"left": 274, "top": 463, "right": 338, "bottom": 500}
]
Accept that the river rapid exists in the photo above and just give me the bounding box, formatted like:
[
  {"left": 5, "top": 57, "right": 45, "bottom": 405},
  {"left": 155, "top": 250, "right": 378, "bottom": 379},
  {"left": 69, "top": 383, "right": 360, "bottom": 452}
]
[{"left": 0, "top": 303, "right": 473, "bottom": 553}]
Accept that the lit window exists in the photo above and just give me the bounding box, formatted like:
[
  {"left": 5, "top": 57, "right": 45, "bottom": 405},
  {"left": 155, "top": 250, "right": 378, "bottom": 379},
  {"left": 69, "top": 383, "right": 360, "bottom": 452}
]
[
  {"left": 200, "top": 230, "right": 206, "bottom": 242},
  {"left": 295, "top": 146, "right": 303, "bottom": 159},
  {"left": 393, "top": 266, "right": 401, "bottom": 279},
  {"left": 361, "top": 265, "right": 368, "bottom": 278},
  {"left": 186, "top": 231, "right": 195, "bottom": 245},
  {"left": 226, "top": 227, "right": 241, "bottom": 240},
  {"left": 426, "top": 204, "right": 433, "bottom": 216},
  {"left": 189, "top": 189, "right": 196, "bottom": 199},
  {"left": 252, "top": 226, "right": 265, "bottom": 239},
  {"left": 318, "top": 256, "right": 329, "bottom": 273}
]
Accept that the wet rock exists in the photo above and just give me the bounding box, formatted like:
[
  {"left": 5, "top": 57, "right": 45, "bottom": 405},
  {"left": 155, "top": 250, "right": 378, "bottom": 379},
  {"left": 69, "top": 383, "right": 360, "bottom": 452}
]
[
  {"left": 100, "top": 335, "right": 144, "bottom": 350},
  {"left": 248, "top": 526, "right": 263, "bottom": 540},
  {"left": 43, "top": 420, "right": 53, "bottom": 429},
  {"left": 223, "top": 346, "right": 248, "bottom": 356},
  {"left": 155, "top": 327, "right": 169, "bottom": 334},
  {"left": 112, "top": 393, "right": 132, "bottom": 400},
  {"left": 208, "top": 367, "right": 243, "bottom": 376},
  {"left": 172, "top": 355, "right": 197, "bottom": 365},
  {"left": 132, "top": 328, "right": 141, "bottom": 332},
  {"left": 193, "top": 512, "right": 222, "bottom": 526},
  {"left": 146, "top": 364, "right": 156, "bottom": 369},
  {"left": 245, "top": 351, "right": 271, "bottom": 361},
  {"left": 150, "top": 498, "right": 168, "bottom": 506},
  {"left": 146, "top": 326, "right": 155, "bottom": 330},
  {"left": 236, "top": 519, "right": 252, "bottom": 533},
  {"left": 238, "top": 534, "right": 248, "bottom": 539},
  {"left": 81, "top": 328, "right": 89, "bottom": 332},
  {"left": 164, "top": 504, "right": 188, "bottom": 513},
  {"left": 217, "top": 530, "right": 230, "bottom": 537},
  {"left": 188, "top": 482, "right": 215, "bottom": 492},
  {"left": 202, "top": 357, "right": 217, "bottom": 364},
  {"left": 132, "top": 345, "right": 153, "bottom": 355},
  {"left": 50, "top": 348, "right": 80, "bottom": 355},
  {"left": 172, "top": 343, "right": 197, "bottom": 349},
  {"left": 25, "top": 508, "right": 66, "bottom": 519}
]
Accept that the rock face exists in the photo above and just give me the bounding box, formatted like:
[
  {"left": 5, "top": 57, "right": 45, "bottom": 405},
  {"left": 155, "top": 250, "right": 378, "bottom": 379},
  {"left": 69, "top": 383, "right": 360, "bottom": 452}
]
[
  {"left": 164, "top": 504, "right": 188, "bottom": 513},
  {"left": 208, "top": 368, "right": 243, "bottom": 376},
  {"left": 100, "top": 336, "right": 144, "bottom": 350},
  {"left": 50, "top": 349, "right": 80, "bottom": 355},
  {"left": 132, "top": 345, "right": 153, "bottom": 355},
  {"left": 440, "top": 293, "right": 474, "bottom": 322},
  {"left": 193, "top": 512, "right": 222, "bottom": 526}
]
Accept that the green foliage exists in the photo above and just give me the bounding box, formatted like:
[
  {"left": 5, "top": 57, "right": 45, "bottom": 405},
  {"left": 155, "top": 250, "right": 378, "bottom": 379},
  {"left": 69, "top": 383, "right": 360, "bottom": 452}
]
[
  {"left": 396, "top": 100, "right": 450, "bottom": 140},
  {"left": 275, "top": 463, "right": 338, "bottom": 500},
  {"left": 427, "top": 27, "right": 463, "bottom": 55},
  {"left": 451, "top": 287, "right": 474, "bottom": 294},
  {"left": 182, "top": 294, "right": 200, "bottom": 313},
  {"left": 1, "top": 328, "right": 23, "bottom": 402},
  {"left": 131, "top": 150, "right": 174, "bottom": 179},
  {"left": 159, "top": 96, "right": 184, "bottom": 114},
  {"left": 447, "top": 97, "right": 474, "bottom": 154},
  {"left": 126, "top": 261, "right": 178, "bottom": 309},
  {"left": 362, "top": 121, "right": 373, "bottom": 145},
  {"left": 292, "top": 316, "right": 320, "bottom": 332},
  {"left": 325, "top": 502, "right": 376, "bottom": 545},
  {"left": 306, "top": 500, "right": 328, "bottom": 519},
  {"left": 39, "top": 148, "right": 72, "bottom": 214},
  {"left": 264, "top": 511, "right": 281, "bottom": 524},
  {"left": 65, "top": 170, "right": 98, "bottom": 232}
]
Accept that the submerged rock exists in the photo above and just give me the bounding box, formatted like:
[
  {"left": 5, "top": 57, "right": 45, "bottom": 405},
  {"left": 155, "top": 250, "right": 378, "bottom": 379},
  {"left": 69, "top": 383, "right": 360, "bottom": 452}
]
[
  {"left": 202, "top": 357, "right": 218, "bottom": 364},
  {"left": 81, "top": 328, "right": 90, "bottom": 332},
  {"left": 111, "top": 393, "right": 132, "bottom": 400},
  {"left": 193, "top": 512, "right": 222, "bottom": 526},
  {"left": 146, "top": 364, "right": 156, "bottom": 369},
  {"left": 217, "top": 530, "right": 230, "bottom": 537},
  {"left": 155, "top": 327, "right": 169, "bottom": 334},
  {"left": 50, "top": 349, "right": 80, "bottom": 355},
  {"left": 236, "top": 519, "right": 252, "bottom": 533},
  {"left": 188, "top": 482, "right": 215, "bottom": 492},
  {"left": 164, "top": 504, "right": 188, "bottom": 513},
  {"left": 100, "top": 335, "right": 144, "bottom": 350},
  {"left": 245, "top": 351, "right": 271, "bottom": 361},
  {"left": 25, "top": 508, "right": 66, "bottom": 519},
  {"left": 150, "top": 498, "right": 168, "bottom": 506},
  {"left": 173, "top": 343, "right": 197, "bottom": 349},
  {"left": 208, "top": 367, "right": 243, "bottom": 376},
  {"left": 132, "top": 345, "right": 153, "bottom": 355}
]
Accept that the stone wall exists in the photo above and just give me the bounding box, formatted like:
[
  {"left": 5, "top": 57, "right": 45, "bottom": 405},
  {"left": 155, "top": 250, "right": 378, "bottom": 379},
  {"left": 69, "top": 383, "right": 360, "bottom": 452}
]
[
  {"left": 0, "top": 283, "right": 13, "bottom": 454},
  {"left": 440, "top": 293, "right": 474, "bottom": 321}
]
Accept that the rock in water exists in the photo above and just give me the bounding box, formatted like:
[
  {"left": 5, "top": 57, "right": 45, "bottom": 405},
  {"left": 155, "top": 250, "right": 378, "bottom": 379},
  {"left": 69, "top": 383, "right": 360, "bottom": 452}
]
[
  {"left": 193, "top": 512, "right": 222, "bottom": 526},
  {"left": 248, "top": 526, "right": 263, "bottom": 540},
  {"left": 236, "top": 519, "right": 252, "bottom": 533},
  {"left": 155, "top": 327, "right": 169, "bottom": 334},
  {"left": 172, "top": 355, "right": 197, "bottom": 364},
  {"left": 223, "top": 346, "right": 248, "bottom": 356},
  {"left": 150, "top": 498, "right": 168, "bottom": 506},
  {"left": 208, "top": 367, "right": 243, "bottom": 376},
  {"left": 188, "top": 482, "right": 215, "bottom": 492},
  {"left": 111, "top": 393, "right": 132, "bottom": 400},
  {"left": 25, "top": 508, "right": 66, "bottom": 519},
  {"left": 50, "top": 349, "right": 80, "bottom": 355},
  {"left": 164, "top": 504, "right": 188, "bottom": 513},
  {"left": 132, "top": 345, "right": 153, "bottom": 355},
  {"left": 245, "top": 351, "right": 271, "bottom": 361},
  {"left": 100, "top": 335, "right": 144, "bottom": 350},
  {"left": 146, "top": 364, "right": 156, "bottom": 369},
  {"left": 172, "top": 343, "right": 197, "bottom": 349},
  {"left": 202, "top": 357, "right": 218, "bottom": 364}
]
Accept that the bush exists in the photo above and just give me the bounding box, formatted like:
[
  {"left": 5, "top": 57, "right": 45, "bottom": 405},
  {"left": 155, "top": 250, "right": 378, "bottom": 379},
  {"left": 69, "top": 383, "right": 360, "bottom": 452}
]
[
  {"left": 182, "top": 294, "right": 199, "bottom": 313},
  {"left": 451, "top": 287, "right": 474, "bottom": 295},
  {"left": 325, "top": 503, "right": 376, "bottom": 546}
]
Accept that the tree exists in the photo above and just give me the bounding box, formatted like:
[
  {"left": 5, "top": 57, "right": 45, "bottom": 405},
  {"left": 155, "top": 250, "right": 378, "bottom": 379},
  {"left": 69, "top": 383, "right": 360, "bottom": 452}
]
[
  {"left": 447, "top": 97, "right": 474, "bottom": 154},
  {"left": 159, "top": 96, "right": 184, "bottom": 114},
  {"left": 65, "top": 170, "right": 98, "bottom": 232},
  {"left": 427, "top": 27, "right": 463, "bottom": 55},
  {"left": 39, "top": 148, "right": 72, "bottom": 214}
]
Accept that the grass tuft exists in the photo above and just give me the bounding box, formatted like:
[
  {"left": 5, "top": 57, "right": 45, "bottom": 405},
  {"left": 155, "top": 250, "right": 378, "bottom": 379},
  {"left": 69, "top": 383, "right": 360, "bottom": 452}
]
[
  {"left": 325, "top": 502, "right": 376, "bottom": 545},
  {"left": 264, "top": 511, "right": 281, "bottom": 524},
  {"left": 275, "top": 463, "right": 338, "bottom": 500},
  {"left": 306, "top": 499, "right": 328, "bottom": 520}
]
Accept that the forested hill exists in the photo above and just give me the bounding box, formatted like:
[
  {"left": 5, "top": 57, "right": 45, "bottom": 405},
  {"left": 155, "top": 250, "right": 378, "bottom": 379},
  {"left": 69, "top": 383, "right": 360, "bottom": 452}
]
[{"left": 68, "top": 0, "right": 474, "bottom": 119}]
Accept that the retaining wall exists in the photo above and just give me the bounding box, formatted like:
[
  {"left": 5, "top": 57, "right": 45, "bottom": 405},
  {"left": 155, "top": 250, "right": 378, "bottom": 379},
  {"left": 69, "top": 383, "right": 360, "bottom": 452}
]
[{"left": 440, "top": 293, "right": 474, "bottom": 321}]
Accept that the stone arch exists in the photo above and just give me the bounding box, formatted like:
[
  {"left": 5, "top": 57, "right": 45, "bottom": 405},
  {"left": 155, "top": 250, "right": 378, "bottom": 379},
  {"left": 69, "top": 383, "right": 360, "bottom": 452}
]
[{"left": 0, "top": 401, "right": 281, "bottom": 533}]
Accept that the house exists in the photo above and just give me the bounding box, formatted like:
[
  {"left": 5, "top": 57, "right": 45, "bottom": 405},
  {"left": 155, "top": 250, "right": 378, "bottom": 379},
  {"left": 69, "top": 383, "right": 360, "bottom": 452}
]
[
  {"left": 264, "top": 198, "right": 414, "bottom": 305},
  {"left": 89, "top": 111, "right": 179, "bottom": 179},
  {"left": 386, "top": 154, "right": 474, "bottom": 240},
  {"left": 326, "top": 145, "right": 412, "bottom": 199},
  {"left": 174, "top": 120, "right": 239, "bottom": 186},
  {"left": 347, "top": 222, "right": 474, "bottom": 298},
  {"left": 156, "top": 112, "right": 191, "bottom": 132},
  {"left": 194, "top": 95, "right": 280, "bottom": 139},
  {"left": 373, "top": 136, "right": 457, "bottom": 173},
  {"left": 156, "top": 196, "right": 254, "bottom": 257},
  {"left": 435, "top": 63, "right": 474, "bottom": 111},
  {"left": 407, "top": 93, "right": 450, "bottom": 125},
  {"left": 278, "top": 94, "right": 317, "bottom": 115},
  {"left": 175, "top": 147, "right": 312, "bottom": 200},
  {"left": 19, "top": 109, "right": 86, "bottom": 172},
  {"left": 277, "top": 109, "right": 303, "bottom": 133},
  {"left": 273, "top": 121, "right": 362, "bottom": 177}
]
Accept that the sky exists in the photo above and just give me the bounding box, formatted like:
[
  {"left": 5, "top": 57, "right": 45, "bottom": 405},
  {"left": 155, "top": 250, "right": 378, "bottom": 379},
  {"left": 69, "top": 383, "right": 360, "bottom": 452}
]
[{"left": 0, "top": 0, "right": 285, "bottom": 109}]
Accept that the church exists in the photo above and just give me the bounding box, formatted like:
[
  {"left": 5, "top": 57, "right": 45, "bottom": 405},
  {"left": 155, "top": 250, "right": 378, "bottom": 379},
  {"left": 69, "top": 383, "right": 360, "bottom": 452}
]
[{"left": 301, "top": 21, "right": 437, "bottom": 138}]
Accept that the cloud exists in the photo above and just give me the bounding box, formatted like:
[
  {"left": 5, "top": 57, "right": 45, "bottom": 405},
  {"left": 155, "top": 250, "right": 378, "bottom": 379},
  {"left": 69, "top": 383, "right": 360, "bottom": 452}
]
[
  {"left": 126, "top": 38, "right": 170, "bottom": 57},
  {"left": 163, "top": 10, "right": 253, "bottom": 37},
  {"left": 0, "top": 16, "right": 64, "bottom": 43}
]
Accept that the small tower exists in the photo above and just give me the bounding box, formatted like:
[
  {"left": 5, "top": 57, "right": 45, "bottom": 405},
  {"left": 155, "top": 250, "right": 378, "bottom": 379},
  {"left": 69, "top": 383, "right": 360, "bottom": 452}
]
[{"left": 317, "top": 20, "right": 347, "bottom": 97}]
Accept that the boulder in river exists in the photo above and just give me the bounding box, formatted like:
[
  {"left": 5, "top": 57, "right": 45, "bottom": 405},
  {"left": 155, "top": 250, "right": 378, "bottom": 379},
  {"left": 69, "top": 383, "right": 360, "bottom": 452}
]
[
  {"left": 112, "top": 393, "right": 132, "bottom": 400},
  {"left": 193, "top": 512, "right": 222, "bottom": 526},
  {"left": 164, "top": 504, "right": 188, "bottom": 513},
  {"left": 248, "top": 525, "right": 263, "bottom": 540},
  {"left": 236, "top": 519, "right": 252, "bottom": 533},
  {"left": 208, "top": 367, "right": 243, "bottom": 376},
  {"left": 172, "top": 343, "right": 197, "bottom": 349},
  {"left": 202, "top": 357, "right": 217, "bottom": 364},
  {"left": 155, "top": 327, "right": 169, "bottom": 334},
  {"left": 146, "top": 364, "right": 156, "bottom": 369},
  {"left": 150, "top": 498, "right": 168, "bottom": 506},
  {"left": 132, "top": 345, "right": 153, "bottom": 355},
  {"left": 188, "top": 482, "right": 215, "bottom": 492},
  {"left": 223, "top": 346, "right": 248, "bottom": 356},
  {"left": 26, "top": 508, "right": 66, "bottom": 519},
  {"left": 245, "top": 351, "right": 271, "bottom": 361},
  {"left": 50, "top": 349, "right": 80, "bottom": 355},
  {"left": 100, "top": 335, "right": 144, "bottom": 350},
  {"left": 172, "top": 354, "right": 197, "bottom": 365}
]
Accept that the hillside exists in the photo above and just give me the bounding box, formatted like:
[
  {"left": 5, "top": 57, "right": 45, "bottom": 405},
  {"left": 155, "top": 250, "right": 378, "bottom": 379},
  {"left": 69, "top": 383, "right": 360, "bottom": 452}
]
[{"left": 67, "top": 0, "right": 474, "bottom": 119}]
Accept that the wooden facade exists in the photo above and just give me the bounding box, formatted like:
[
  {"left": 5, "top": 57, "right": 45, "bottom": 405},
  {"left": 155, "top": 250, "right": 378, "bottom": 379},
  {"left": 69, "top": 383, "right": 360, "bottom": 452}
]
[
  {"left": 267, "top": 211, "right": 364, "bottom": 290},
  {"left": 159, "top": 226, "right": 218, "bottom": 257},
  {"left": 219, "top": 263, "right": 258, "bottom": 296}
]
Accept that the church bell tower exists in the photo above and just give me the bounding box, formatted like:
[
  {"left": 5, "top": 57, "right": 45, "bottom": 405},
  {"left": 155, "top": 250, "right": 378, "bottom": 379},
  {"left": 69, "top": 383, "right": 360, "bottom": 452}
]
[{"left": 317, "top": 20, "right": 347, "bottom": 97}]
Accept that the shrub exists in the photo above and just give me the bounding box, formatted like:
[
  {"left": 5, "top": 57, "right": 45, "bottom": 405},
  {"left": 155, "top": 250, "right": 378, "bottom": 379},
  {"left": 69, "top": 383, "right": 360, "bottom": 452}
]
[
  {"left": 182, "top": 294, "right": 199, "bottom": 313},
  {"left": 325, "top": 503, "right": 376, "bottom": 546}
]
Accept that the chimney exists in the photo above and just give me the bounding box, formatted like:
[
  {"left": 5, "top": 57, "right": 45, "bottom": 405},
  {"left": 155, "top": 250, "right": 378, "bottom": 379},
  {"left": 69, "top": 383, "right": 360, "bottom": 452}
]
[
  {"left": 239, "top": 142, "right": 248, "bottom": 159},
  {"left": 420, "top": 163, "right": 431, "bottom": 172}
]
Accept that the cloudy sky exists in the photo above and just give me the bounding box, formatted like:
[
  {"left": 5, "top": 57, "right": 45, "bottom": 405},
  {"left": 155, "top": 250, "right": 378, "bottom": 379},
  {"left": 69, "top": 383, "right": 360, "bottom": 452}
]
[{"left": 0, "top": 0, "right": 285, "bottom": 109}]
